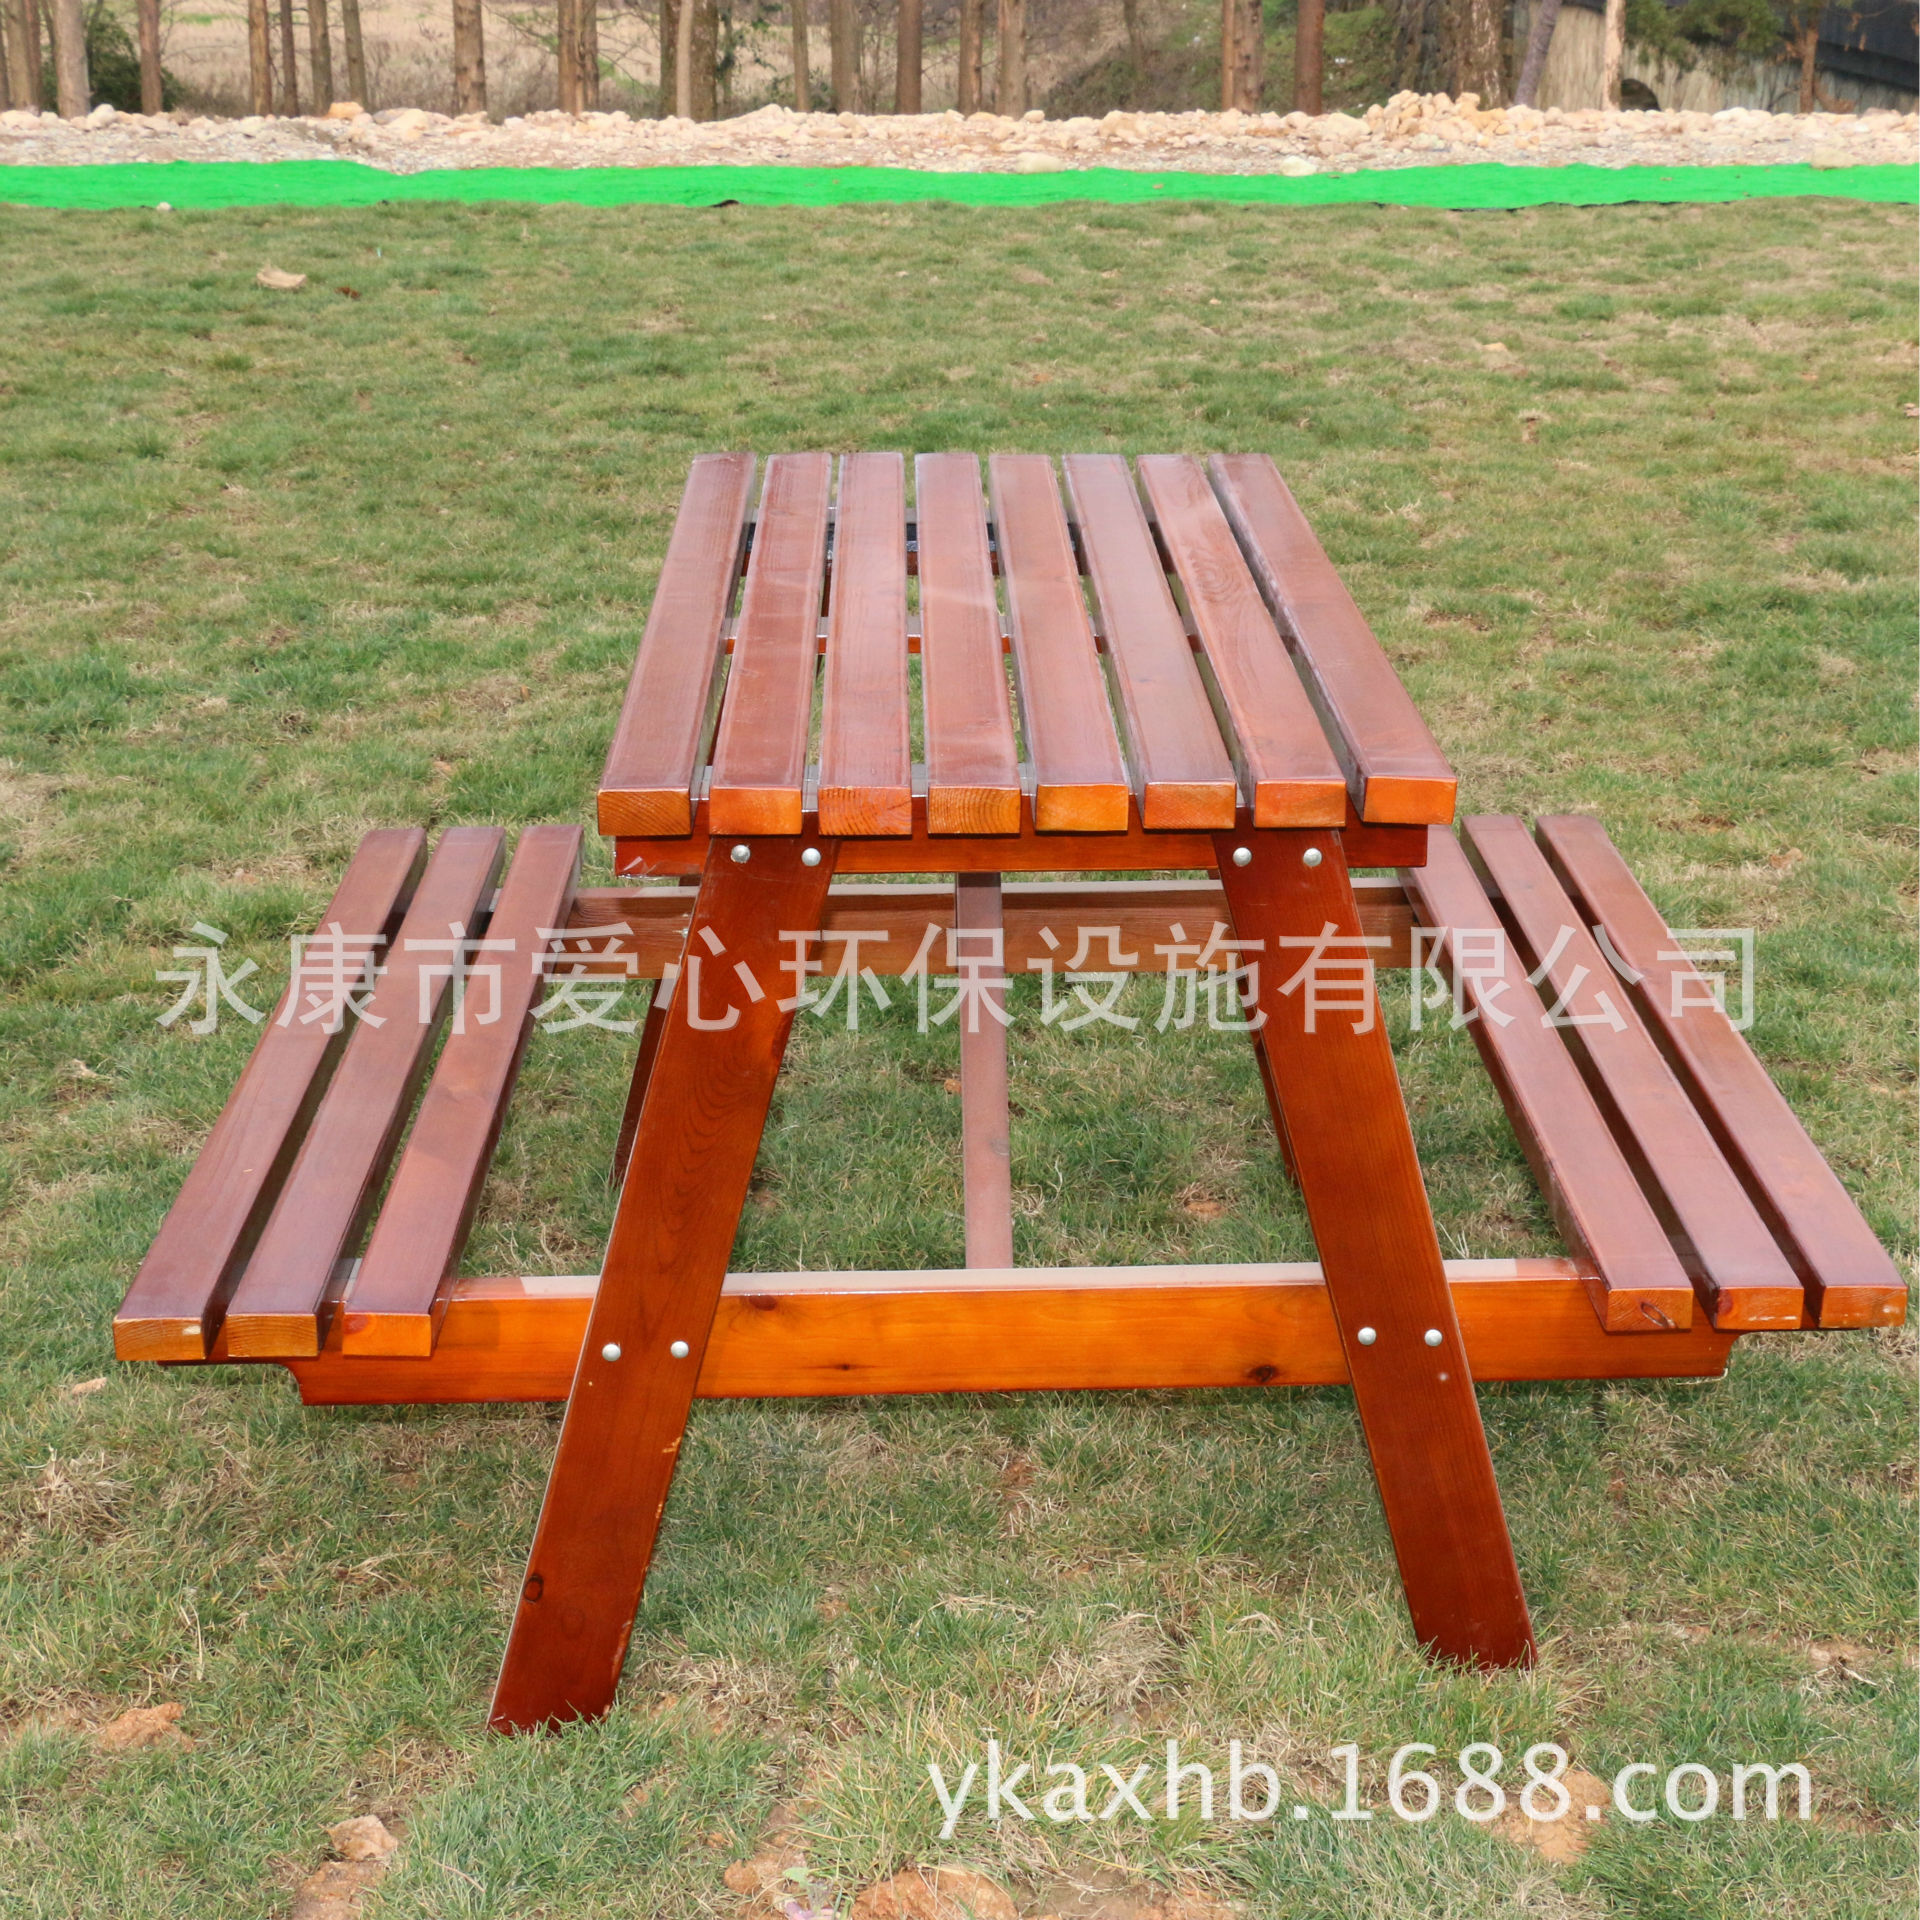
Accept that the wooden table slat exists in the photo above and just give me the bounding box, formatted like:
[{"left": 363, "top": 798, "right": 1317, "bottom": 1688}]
[
  {"left": 708, "top": 453, "right": 832, "bottom": 836},
  {"left": 915, "top": 453, "right": 1022, "bottom": 836},
  {"left": 1464, "top": 815, "right": 1806, "bottom": 1331},
  {"left": 987, "top": 454, "right": 1131, "bottom": 832},
  {"left": 1137, "top": 455, "right": 1347, "bottom": 828},
  {"left": 818, "top": 453, "right": 913, "bottom": 835},
  {"left": 598, "top": 453, "right": 755, "bottom": 837},
  {"left": 1063, "top": 453, "right": 1238, "bottom": 831},
  {"left": 340, "top": 825, "right": 584, "bottom": 1356},
  {"left": 222, "top": 826, "right": 507, "bottom": 1358},
  {"left": 1210, "top": 454, "right": 1457, "bottom": 826}
]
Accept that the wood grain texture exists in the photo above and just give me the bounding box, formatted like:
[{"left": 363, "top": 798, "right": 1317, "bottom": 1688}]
[
  {"left": 1464, "top": 815, "right": 1805, "bottom": 1332},
  {"left": 987, "top": 454, "right": 1131, "bottom": 832},
  {"left": 708, "top": 453, "right": 832, "bottom": 836},
  {"left": 222, "top": 827, "right": 507, "bottom": 1359},
  {"left": 1209, "top": 454, "right": 1456, "bottom": 826},
  {"left": 916, "top": 453, "right": 1022, "bottom": 836},
  {"left": 954, "top": 874, "right": 1014, "bottom": 1267},
  {"left": 1535, "top": 813, "right": 1906, "bottom": 1330},
  {"left": 1137, "top": 456, "right": 1347, "bottom": 829},
  {"left": 613, "top": 799, "right": 1430, "bottom": 878},
  {"left": 489, "top": 833, "right": 838, "bottom": 1732},
  {"left": 597, "top": 453, "right": 755, "bottom": 837},
  {"left": 113, "top": 829, "right": 428, "bottom": 1362},
  {"left": 1217, "top": 825, "right": 1534, "bottom": 1669},
  {"left": 340, "top": 825, "right": 584, "bottom": 1357},
  {"left": 278, "top": 1259, "right": 1740, "bottom": 1406},
  {"left": 1063, "top": 453, "right": 1237, "bottom": 830},
  {"left": 818, "top": 453, "right": 912, "bottom": 836},
  {"left": 1403, "top": 830, "right": 1696, "bottom": 1333},
  {"left": 609, "top": 975, "right": 675, "bottom": 1190}
]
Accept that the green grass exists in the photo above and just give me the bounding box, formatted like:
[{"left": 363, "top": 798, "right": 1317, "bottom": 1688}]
[{"left": 0, "top": 194, "right": 1913, "bottom": 1918}]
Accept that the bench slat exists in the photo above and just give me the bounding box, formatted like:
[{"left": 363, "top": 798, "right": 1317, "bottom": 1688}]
[
  {"left": 112, "top": 828, "right": 428, "bottom": 1362},
  {"left": 1463, "top": 815, "right": 1805, "bottom": 1331},
  {"left": 1536, "top": 814, "right": 1907, "bottom": 1330},
  {"left": 597, "top": 453, "right": 755, "bottom": 837},
  {"left": 916, "top": 453, "right": 1022, "bottom": 836},
  {"left": 987, "top": 453, "right": 1131, "bottom": 832},
  {"left": 1209, "top": 454, "right": 1457, "bottom": 826},
  {"left": 340, "top": 825, "right": 584, "bottom": 1356},
  {"left": 222, "top": 826, "right": 507, "bottom": 1358},
  {"left": 1063, "top": 453, "right": 1238, "bottom": 830},
  {"left": 708, "top": 453, "right": 832, "bottom": 836},
  {"left": 1403, "top": 830, "right": 1696, "bottom": 1333},
  {"left": 1137, "top": 455, "right": 1347, "bottom": 828},
  {"left": 818, "top": 453, "right": 913, "bottom": 835}
]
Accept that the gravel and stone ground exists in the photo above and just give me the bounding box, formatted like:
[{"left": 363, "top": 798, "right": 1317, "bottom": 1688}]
[{"left": 2, "top": 91, "right": 1915, "bottom": 178}]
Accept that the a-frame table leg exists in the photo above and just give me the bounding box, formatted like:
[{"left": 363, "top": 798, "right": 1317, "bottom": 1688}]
[
  {"left": 490, "top": 832, "right": 837, "bottom": 1731},
  {"left": 1216, "top": 825, "right": 1536, "bottom": 1668}
]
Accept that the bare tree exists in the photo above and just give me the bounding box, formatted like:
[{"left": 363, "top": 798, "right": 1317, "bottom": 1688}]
[
  {"left": 790, "top": 0, "right": 809, "bottom": 108},
  {"left": 690, "top": 0, "right": 715, "bottom": 117},
  {"left": 895, "top": 0, "right": 920, "bottom": 110},
  {"left": 957, "top": 0, "right": 983, "bottom": 109},
  {"left": 829, "top": 0, "right": 854, "bottom": 108},
  {"left": 246, "top": 0, "right": 271, "bottom": 109},
  {"left": 51, "top": 0, "right": 86, "bottom": 114},
  {"left": 995, "top": 0, "right": 1023, "bottom": 113},
  {"left": 308, "top": 0, "right": 334, "bottom": 105},
  {"left": 137, "top": 0, "right": 161, "bottom": 110},
  {"left": 452, "top": 0, "right": 486, "bottom": 112},
  {"left": 277, "top": 0, "right": 299, "bottom": 112},
  {"left": 1122, "top": 0, "right": 1143, "bottom": 67},
  {"left": 1221, "top": 0, "right": 1260, "bottom": 109},
  {"left": 1446, "top": 0, "right": 1507, "bottom": 103},
  {"left": 340, "top": 0, "right": 367, "bottom": 102},
  {"left": 1512, "top": 0, "right": 1561, "bottom": 106},
  {"left": 2, "top": 0, "right": 42, "bottom": 106},
  {"left": 559, "top": 0, "right": 599, "bottom": 109},
  {"left": 1599, "top": 0, "right": 1622, "bottom": 105},
  {"left": 1295, "top": 0, "right": 1323, "bottom": 110}
]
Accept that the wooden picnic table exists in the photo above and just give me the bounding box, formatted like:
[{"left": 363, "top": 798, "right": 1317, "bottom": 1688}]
[{"left": 113, "top": 450, "right": 1907, "bottom": 1736}]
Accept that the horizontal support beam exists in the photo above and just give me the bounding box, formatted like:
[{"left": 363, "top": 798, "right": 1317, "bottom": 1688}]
[
  {"left": 564, "top": 877, "right": 1419, "bottom": 976},
  {"left": 262, "top": 1259, "right": 1738, "bottom": 1406}
]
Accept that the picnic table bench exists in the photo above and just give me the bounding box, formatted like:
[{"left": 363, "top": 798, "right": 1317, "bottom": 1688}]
[{"left": 114, "top": 451, "right": 1906, "bottom": 1733}]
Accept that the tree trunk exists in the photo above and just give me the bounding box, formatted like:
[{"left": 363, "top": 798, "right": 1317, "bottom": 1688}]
[
  {"left": 995, "top": 0, "right": 1023, "bottom": 114},
  {"left": 1795, "top": 13, "right": 1817, "bottom": 112},
  {"left": 276, "top": 0, "right": 298, "bottom": 113},
  {"left": 308, "top": 0, "right": 333, "bottom": 105},
  {"left": 957, "top": 0, "right": 982, "bottom": 110},
  {"left": 578, "top": 0, "right": 598, "bottom": 109},
  {"left": 2, "top": 0, "right": 35, "bottom": 107},
  {"left": 1295, "top": 0, "right": 1323, "bottom": 111},
  {"left": 136, "top": 0, "right": 161, "bottom": 110},
  {"left": 1449, "top": 0, "right": 1507, "bottom": 106},
  {"left": 1220, "top": 0, "right": 1234, "bottom": 109},
  {"left": 451, "top": 0, "right": 486, "bottom": 114},
  {"left": 51, "top": 0, "right": 86, "bottom": 115},
  {"left": 1512, "top": 0, "right": 1560, "bottom": 107},
  {"left": 689, "top": 0, "right": 715, "bottom": 119},
  {"left": 1232, "top": 0, "right": 1262, "bottom": 109},
  {"left": 245, "top": 0, "right": 270, "bottom": 109},
  {"left": 895, "top": 0, "right": 919, "bottom": 111},
  {"left": 789, "top": 0, "right": 808, "bottom": 109},
  {"left": 1122, "top": 0, "right": 1143, "bottom": 68},
  {"left": 1393, "top": 0, "right": 1443, "bottom": 95},
  {"left": 829, "top": 0, "right": 854, "bottom": 110},
  {"left": 557, "top": 0, "right": 576, "bottom": 110},
  {"left": 1599, "top": 0, "right": 1623, "bottom": 108},
  {"left": 339, "top": 0, "right": 366, "bottom": 103}
]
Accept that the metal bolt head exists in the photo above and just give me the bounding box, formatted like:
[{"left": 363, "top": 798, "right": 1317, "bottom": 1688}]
[
  {"left": 1231, "top": 846, "right": 1254, "bottom": 868},
  {"left": 1423, "top": 1328, "right": 1443, "bottom": 1348},
  {"left": 601, "top": 1342, "right": 622, "bottom": 1362},
  {"left": 800, "top": 847, "right": 822, "bottom": 868},
  {"left": 1302, "top": 847, "right": 1324, "bottom": 868},
  {"left": 729, "top": 843, "right": 752, "bottom": 864},
  {"left": 1356, "top": 1326, "right": 1377, "bottom": 1347},
  {"left": 669, "top": 1339, "right": 691, "bottom": 1359}
]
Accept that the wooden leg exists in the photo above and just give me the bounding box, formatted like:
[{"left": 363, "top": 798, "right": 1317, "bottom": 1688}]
[
  {"left": 1216, "top": 825, "right": 1535, "bottom": 1669},
  {"left": 490, "top": 832, "right": 838, "bottom": 1730},
  {"left": 1245, "top": 1025, "right": 1301, "bottom": 1185},
  {"left": 954, "top": 873, "right": 1014, "bottom": 1268},
  {"left": 608, "top": 970, "right": 674, "bottom": 1191}
]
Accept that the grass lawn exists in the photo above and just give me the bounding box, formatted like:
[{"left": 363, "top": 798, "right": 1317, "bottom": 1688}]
[{"left": 0, "top": 191, "right": 1913, "bottom": 1919}]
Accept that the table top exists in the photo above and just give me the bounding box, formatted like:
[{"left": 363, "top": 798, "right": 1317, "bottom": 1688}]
[{"left": 598, "top": 452, "right": 1455, "bottom": 842}]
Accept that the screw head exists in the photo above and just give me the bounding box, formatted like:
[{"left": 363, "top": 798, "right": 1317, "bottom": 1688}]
[
  {"left": 669, "top": 1339, "right": 691, "bottom": 1359},
  {"left": 729, "top": 843, "right": 752, "bottom": 864},
  {"left": 601, "top": 1342, "right": 622, "bottom": 1362},
  {"left": 1423, "top": 1328, "right": 1443, "bottom": 1347},
  {"left": 800, "top": 846, "right": 822, "bottom": 868},
  {"left": 1231, "top": 846, "right": 1254, "bottom": 868},
  {"left": 1302, "top": 847, "right": 1324, "bottom": 868},
  {"left": 1356, "top": 1326, "right": 1377, "bottom": 1347}
]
